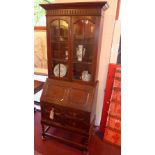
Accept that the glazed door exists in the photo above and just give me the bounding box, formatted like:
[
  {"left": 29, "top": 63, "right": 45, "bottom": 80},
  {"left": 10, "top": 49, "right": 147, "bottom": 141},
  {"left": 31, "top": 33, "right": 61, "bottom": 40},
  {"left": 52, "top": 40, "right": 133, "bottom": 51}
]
[
  {"left": 71, "top": 16, "right": 96, "bottom": 83},
  {"left": 47, "top": 17, "right": 71, "bottom": 80}
]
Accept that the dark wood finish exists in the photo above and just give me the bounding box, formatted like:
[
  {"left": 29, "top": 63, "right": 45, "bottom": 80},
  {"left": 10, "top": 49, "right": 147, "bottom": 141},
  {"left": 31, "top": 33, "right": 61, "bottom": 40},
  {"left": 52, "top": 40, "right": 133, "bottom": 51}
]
[
  {"left": 40, "top": 2, "right": 108, "bottom": 151},
  {"left": 35, "top": 111, "right": 121, "bottom": 155},
  {"left": 40, "top": 2, "right": 108, "bottom": 11},
  {"left": 40, "top": 1, "right": 108, "bottom": 85},
  {"left": 40, "top": 79, "right": 97, "bottom": 150}
]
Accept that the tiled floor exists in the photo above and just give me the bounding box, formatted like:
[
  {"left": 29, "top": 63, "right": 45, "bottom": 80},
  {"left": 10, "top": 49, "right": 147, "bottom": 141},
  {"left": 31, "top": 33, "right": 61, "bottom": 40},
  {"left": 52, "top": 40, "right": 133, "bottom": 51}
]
[{"left": 34, "top": 111, "right": 121, "bottom": 155}]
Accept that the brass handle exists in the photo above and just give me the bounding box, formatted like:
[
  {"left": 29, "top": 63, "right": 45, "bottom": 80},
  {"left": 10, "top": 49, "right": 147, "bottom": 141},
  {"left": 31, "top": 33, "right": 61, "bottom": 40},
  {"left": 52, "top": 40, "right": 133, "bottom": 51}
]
[
  {"left": 49, "top": 108, "right": 54, "bottom": 120},
  {"left": 60, "top": 98, "right": 64, "bottom": 102}
]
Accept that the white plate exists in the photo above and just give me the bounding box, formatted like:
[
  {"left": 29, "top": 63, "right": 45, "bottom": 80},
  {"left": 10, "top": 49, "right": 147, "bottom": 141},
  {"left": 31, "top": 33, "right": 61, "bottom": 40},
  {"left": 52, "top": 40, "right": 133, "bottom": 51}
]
[{"left": 53, "top": 63, "right": 67, "bottom": 77}]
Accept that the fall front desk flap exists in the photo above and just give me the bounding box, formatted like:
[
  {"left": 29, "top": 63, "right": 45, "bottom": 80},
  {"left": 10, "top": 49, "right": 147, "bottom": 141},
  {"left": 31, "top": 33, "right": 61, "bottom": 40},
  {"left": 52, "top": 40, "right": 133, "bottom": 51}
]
[{"left": 40, "top": 78, "right": 96, "bottom": 113}]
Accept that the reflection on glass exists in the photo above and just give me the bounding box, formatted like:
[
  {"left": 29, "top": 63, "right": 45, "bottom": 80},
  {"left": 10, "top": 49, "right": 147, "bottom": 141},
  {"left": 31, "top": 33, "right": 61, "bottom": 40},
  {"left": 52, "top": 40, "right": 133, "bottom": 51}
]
[
  {"left": 85, "top": 20, "right": 95, "bottom": 39},
  {"left": 50, "top": 20, "right": 69, "bottom": 60},
  {"left": 72, "top": 19, "right": 94, "bottom": 82},
  {"left": 73, "top": 19, "right": 95, "bottom": 62},
  {"left": 51, "top": 20, "right": 59, "bottom": 38},
  {"left": 60, "top": 20, "right": 68, "bottom": 41},
  {"left": 73, "top": 63, "right": 92, "bottom": 81},
  {"left": 73, "top": 43, "right": 93, "bottom": 62},
  {"left": 76, "top": 45, "right": 86, "bottom": 62},
  {"left": 74, "top": 20, "right": 95, "bottom": 40}
]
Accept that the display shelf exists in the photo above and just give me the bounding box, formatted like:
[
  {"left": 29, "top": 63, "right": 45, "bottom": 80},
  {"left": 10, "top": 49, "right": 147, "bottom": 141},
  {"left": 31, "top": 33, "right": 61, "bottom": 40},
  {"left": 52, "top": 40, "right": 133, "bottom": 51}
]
[
  {"left": 51, "top": 58, "right": 69, "bottom": 63},
  {"left": 72, "top": 61, "right": 92, "bottom": 65}
]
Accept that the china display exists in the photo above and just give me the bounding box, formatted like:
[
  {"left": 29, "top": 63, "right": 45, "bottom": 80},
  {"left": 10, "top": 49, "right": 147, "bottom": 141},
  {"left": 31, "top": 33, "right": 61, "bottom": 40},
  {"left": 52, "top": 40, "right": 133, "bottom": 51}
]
[
  {"left": 76, "top": 45, "right": 85, "bottom": 62},
  {"left": 40, "top": 2, "right": 108, "bottom": 152}
]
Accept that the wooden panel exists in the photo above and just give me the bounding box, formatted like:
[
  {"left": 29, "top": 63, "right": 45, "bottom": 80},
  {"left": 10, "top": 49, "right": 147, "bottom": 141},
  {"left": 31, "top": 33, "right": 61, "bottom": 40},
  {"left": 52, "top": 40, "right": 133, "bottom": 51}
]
[
  {"left": 68, "top": 88, "right": 88, "bottom": 105},
  {"left": 41, "top": 78, "right": 95, "bottom": 112},
  {"left": 45, "top": 85, "right": 66, "bottom": 100}
]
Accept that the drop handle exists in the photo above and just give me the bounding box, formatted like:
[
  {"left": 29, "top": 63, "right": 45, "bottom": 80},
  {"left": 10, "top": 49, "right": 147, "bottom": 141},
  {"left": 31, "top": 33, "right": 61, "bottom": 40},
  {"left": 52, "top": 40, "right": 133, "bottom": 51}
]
[
  {"left": 60, "top": 98, "right": 64, "bottom": 102},
  {"left": 49, "top": 108, "right": 54, "bottom": 120}
]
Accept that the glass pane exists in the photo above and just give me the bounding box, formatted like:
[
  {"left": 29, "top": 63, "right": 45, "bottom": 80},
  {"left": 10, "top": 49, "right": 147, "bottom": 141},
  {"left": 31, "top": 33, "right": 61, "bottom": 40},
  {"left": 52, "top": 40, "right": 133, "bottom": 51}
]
[
  {"left": 73, "top": 63, "right": 92, "bottom": 82},
  {"left": 73, "top": 43, "right": 93, "bottom": 62},
  {"left": 60, "top": 20, "right": 68, "bottom": 41},
  {"left": 51, "top": 20, "right": 69, "bottom": 60},
  {"left": 52, "top": 42, "right": 68, "bottom": 60},
  {"left": 73, "top": 20, "right": 94, "bottom": 41},
  {"left": 51, "top": 20, "right": 59, "bottom": 40},
  {"left": 52, "top": 43, "right": 59, "bottom": 58},
  {"left": 85, "top": 20, "right": 95, "bottom": 40},
  {"left": 52, "top": 61, "right": 68, "bottom": 78},
  {"left": 60, "top": 42, "right": 69, "bottom": 60},
  {"left": 74, "top": 20, "right": 84, "bottom": 40},
  {"left": 73, "top": 19, "right": 95, "bottom": 63}
]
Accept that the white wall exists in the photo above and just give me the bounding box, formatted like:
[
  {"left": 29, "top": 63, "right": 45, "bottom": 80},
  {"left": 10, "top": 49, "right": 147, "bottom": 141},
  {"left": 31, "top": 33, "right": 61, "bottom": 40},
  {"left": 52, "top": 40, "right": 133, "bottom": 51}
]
[
  {"left": 94, "top": 0, "right": 118, "bottom": 125},
  {"left": 110, "top": 20, "right": 121, "bottom": 63}
]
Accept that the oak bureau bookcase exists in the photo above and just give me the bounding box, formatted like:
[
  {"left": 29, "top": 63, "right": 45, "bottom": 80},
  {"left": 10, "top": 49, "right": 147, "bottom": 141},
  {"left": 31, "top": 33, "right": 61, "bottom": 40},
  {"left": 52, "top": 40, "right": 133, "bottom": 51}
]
[{"left": 40, "top": 1, "right": 108, "bottom": 151}]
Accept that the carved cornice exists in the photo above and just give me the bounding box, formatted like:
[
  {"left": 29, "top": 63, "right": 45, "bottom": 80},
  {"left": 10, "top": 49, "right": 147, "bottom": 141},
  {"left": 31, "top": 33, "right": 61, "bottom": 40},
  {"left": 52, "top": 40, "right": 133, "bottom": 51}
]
[
  {"left": 40, "top": 2, "right": 109, "bottom": 16},
  {"left": 46, "top": 9, "right": 101, "bottom": 16}
]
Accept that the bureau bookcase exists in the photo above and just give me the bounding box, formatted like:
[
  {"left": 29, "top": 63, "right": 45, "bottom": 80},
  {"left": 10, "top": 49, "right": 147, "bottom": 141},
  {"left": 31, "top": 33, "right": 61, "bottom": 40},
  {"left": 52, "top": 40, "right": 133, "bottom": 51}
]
[{"left": 40, "top": 2, "right": 108, "bottom": 151}]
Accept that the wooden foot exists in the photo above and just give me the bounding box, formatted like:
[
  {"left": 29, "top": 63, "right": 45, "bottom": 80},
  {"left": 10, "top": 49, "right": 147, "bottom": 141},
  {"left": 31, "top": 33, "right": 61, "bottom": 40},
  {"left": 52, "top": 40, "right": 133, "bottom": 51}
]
[
  {"left": 42, "top": 135, "right": 46, "bottom": 141},
  {"left": 83, "top": 150, "right": 89, "bottom": 155},
  {"left": 41, "top": 124, "right": 46, "bottom": 140}
]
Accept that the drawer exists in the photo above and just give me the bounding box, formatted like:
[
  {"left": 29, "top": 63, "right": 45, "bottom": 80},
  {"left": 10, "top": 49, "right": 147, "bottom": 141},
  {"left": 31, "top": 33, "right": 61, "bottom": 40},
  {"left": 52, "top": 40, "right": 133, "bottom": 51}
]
[
  {"left": 65, "top": 117, "right": 89, "bottom": 132},
  {"left": 41, "top": 102, "right": 90, "bottom": 132},
  {"left": 41, "top": 103, "right": 66, "bottom": 126},
  {"left": 64, "top": 109, "right": 90, "bottom": 122}
]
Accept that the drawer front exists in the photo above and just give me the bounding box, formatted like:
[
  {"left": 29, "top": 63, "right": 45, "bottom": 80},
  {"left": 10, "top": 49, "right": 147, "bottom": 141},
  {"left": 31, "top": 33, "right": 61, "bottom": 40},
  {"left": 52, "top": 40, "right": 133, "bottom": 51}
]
[
  {"left": 64, "top": 117, "right": 89, "bottom": 132},
  {"left": 41, "top": 102, "right": 90, "bottom": 132},
  {"left": 64, "top": 109, "right": 90, "bottom": 122},
  {"left": 41, "top": 103, "right": 66, "bottom": 125}
]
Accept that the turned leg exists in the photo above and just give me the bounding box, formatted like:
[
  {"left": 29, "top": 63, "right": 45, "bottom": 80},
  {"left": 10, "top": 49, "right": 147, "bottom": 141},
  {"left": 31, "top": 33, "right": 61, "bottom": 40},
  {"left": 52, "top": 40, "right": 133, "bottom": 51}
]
[
  {"left": 81, "top": 136, "right": 89, "bottom": 154},
  {"left": 83, "top": 149, "right": 89, "bottom": 155},
  {"left": 41, "top": 124, "right": 46, "bottom": 140}
]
